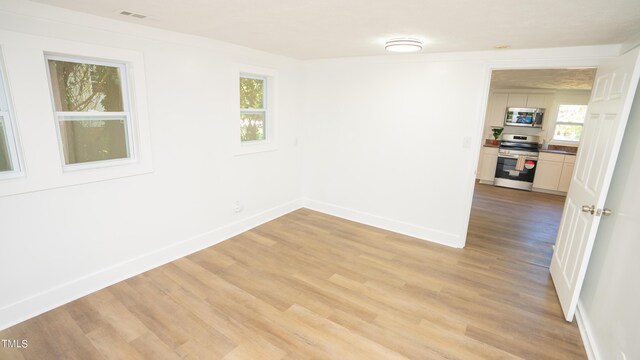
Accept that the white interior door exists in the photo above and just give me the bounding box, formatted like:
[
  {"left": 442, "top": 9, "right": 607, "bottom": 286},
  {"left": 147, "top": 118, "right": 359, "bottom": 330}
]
[{"left": 550, "top": 47, "right": 640, "bottom": 322}]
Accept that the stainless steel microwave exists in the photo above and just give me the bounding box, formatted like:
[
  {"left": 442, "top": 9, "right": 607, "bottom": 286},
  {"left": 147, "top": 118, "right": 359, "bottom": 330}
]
[{"left": 504, "top": 107, "right": 544, "bottom": 127}]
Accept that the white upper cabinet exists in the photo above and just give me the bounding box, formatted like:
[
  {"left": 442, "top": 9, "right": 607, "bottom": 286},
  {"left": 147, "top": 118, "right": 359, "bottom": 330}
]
[
  {"left": 507, "top": 93, "right": 528, "bottom": 107},
  {"left": 525, "top": 94, "right": 551, "bottom": 109},
  {"left": 486, "top": 92, "right": 509, "bottom": 127},
  {"left": 506, "top": 93, "right": 551, "bottom": 109}
]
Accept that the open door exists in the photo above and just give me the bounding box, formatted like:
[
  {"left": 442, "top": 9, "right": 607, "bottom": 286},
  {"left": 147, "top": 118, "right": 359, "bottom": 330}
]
[{"left": 550, "top": 47, "right": 640, "bottom": 321}]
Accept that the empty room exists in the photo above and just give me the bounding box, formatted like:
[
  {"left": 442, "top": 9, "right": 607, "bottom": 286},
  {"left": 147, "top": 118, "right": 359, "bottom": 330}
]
[{"left": 1, "top": 0, "right": 639, "bottom": 359}]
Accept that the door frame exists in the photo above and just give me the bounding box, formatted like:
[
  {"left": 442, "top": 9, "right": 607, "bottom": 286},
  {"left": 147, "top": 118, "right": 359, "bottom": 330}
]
[{"left": 461, "top": 53, "right": 620, "bottom": 249}]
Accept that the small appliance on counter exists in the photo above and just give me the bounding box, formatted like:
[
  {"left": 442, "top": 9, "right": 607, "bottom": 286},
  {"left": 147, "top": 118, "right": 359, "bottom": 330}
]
[
  {"left": 504, "top": 107, "right": 544, "bottom": 128},
  {"left": 494, "top": 134, "right": 540, "bottom": 191}
]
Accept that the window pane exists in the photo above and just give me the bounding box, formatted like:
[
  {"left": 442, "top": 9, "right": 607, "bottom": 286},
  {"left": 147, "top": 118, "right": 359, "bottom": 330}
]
[
  {"left": 240, "top": 112, "right": 265, "bottom": 141},
  {"left": 557, "top": 105, "right": 588, "bottom": 124},
  {"left": 48, "top": 60, "right": 124, "bottom": 112},
  {"left": 554, "top": 124, "right": 583, "bottom": 142},
  {"left": 58, "top": 116, "right": 129, "bottom": 164},
  {"left": 240, "top": 77, "right": 264, "bottom": 109},
  {"left": 0, "top": 117, "right": 13, "bottom": 172}
]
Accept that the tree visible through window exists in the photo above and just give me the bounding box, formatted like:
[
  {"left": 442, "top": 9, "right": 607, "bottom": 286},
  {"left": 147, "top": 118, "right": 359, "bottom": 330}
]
[
  {"left": 553, "top": 104, "right": 588, "bottom": 142},
  {"left": 240, "top": 75, "right": 266, "bottom": 142},
  {"left": 47, "top": 56, "right": 133, "bottom": 166},
  {"left": 0, "top": 58, "right": 20, "bottom": 177}
]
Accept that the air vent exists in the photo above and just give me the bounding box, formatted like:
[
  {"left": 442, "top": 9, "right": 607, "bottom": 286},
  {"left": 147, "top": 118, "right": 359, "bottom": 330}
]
[{"left": 120, "top": 11, "right": 147, "bottom": 19}]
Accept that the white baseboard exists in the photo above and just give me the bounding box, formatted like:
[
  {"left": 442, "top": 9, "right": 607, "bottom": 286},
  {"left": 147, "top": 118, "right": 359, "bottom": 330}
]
[
  {"left": 576, "top": 301, "right": 600, "bottom": 360},
  {"left": 0, "top": 199, "right": 303, "bottom": 331},
  {"left": 302, "top": 198, "right": 463, "bottom": 248}
]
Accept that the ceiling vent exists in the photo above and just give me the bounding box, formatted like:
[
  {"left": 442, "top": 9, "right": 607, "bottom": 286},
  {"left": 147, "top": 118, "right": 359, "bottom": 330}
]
[{"left": 120, "top": 11, "right": 147, "bottom": 19}]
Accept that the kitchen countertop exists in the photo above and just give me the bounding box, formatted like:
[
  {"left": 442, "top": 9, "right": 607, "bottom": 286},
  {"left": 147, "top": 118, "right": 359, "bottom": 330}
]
[
  {"left": 482, "top": 139, "right": 578, "bottom": 154},
  {"left": 539, "top": 149, "right": 577, "bottom": 155}
]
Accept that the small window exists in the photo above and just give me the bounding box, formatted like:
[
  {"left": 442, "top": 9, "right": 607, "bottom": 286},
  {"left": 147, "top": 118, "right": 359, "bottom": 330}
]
[
  {"left": 553, "top": 104, "right": 588, "bottom": 142},
  {"left": 46, "top": 55, "right": 134, "bottom": 167},
  {"left": 0, "top": 58, "right": 21, "bottom": 179},
  {"left": 240, "top": 74, "right": 267, "bottom": 142}
]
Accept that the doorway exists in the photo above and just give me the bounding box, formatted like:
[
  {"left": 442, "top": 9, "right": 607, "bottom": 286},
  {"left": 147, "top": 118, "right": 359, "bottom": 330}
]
[{"left": 468, "top": 68, "right": 596, "bottom": 267}]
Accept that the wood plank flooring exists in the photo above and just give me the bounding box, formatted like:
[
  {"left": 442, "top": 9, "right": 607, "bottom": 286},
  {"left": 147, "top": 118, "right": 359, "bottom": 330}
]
[
  {"left": 467, "top": 183, "right": 567, "bottom": 267},
  {"left": 1, "top": 185, "right": 585, "bottom": 359}
]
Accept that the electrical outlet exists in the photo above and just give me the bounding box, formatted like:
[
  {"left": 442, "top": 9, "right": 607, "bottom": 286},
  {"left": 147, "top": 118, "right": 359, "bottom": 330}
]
[{"left": 232, "top": 201, "right": 244, "bottom": 213}]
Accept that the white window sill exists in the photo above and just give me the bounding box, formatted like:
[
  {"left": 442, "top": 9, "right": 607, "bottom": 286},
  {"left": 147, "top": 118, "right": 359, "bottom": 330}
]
[
  {"left": 235, "top": 141, "right": 278, "bottom": 156},
  {"left": 549, "top": 139, "right": 580, "bottom": 146}
]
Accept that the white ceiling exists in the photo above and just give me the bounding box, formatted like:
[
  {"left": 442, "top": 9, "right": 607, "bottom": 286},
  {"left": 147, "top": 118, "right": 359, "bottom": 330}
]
[
  {"left": 490, "top": 69, "right": 597, "bottom": 90},
  {"left": 31, "top": 0, "right": 640, "bottom": 59}
]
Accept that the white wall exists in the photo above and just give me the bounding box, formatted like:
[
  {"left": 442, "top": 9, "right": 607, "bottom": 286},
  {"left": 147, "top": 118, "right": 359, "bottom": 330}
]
[
  {"left": 578, "top": 82, "right": 640, "bottom": 360},
  {"left": 0, "top": 1, "right": 303, "bottom": 329},
  {"left": 301, "top": 49, "right": 618, "bottom": 247},
  {"left": 0, "top": 0, "right": 626, "bottom": 332}
]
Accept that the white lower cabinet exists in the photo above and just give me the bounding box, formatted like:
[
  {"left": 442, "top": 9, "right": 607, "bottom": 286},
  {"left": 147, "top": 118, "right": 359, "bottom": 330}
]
[
  {"left": 533, "top": 152, "right": 576, "bottom": 193},
  {"left": 533, "top": 160, "right": 563, "bottom": 190},
  {"left": 478, "top": 147, "right": 499, "bottom": 182}
]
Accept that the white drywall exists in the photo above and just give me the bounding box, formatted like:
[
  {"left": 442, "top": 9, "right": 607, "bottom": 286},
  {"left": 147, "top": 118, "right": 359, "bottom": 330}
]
[
  {"left": 0, "top": 0, "right": 303, "bottom": 329},
  {"left": 300, "top": 48, "right": 618, "bottom": 247},
  {"left": 0, "top": 0, "right": 626, "bottom": 334},
  {"left": 578, "top": 83, "right": 640, "bottom": 360}
]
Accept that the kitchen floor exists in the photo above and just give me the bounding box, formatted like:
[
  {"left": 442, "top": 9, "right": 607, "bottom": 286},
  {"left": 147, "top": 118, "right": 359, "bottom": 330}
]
[{"left": 466, "top": 182, "right": 567, "bottom": 267}]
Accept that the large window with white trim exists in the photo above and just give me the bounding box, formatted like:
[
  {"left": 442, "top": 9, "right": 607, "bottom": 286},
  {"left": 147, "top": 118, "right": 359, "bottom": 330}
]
[
  {"left": 0, "top": 57, "right": 21, "bottom": 179},
  {"left": 46, "top": 55, "right": 134, "bottom": 167}
]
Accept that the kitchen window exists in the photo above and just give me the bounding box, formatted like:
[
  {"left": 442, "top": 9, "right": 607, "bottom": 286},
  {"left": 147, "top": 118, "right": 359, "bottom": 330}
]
[
  {"left": 46, "top": 55, "right": 134, "bottom": 168},
  {"left": 552, "top": 104, "right": 588, "bottom": 142},
  {"left": 0, "top": 54, "right": 21, "bottom": 179},
  {"left": 240, "top": 74, "right": 268, "bottom": 142}
]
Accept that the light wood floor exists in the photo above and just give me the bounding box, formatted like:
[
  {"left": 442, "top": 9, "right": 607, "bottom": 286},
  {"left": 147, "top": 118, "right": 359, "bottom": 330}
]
[{"left": 1, "top": 185, "right": 585, "bottom": 359}]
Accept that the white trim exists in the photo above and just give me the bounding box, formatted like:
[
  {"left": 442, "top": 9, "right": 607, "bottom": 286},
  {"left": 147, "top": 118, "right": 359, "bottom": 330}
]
[
  {"left": 0, "top": 31, "right": 154, "bottom": 197},
  {"left": 576, "top": 301, "right": 601, "bottom": 360},
  {"left": 0, "top": 199, "right": 304, "bottom": 331},
  {"left": 0, "top": 47, "right": 23, "bottom": 179},
  {"left": 234, "top": 64, "right": 278, "bottom": 155},
  {"left": 44, "top": 54, "right": 136, "bottom": 169},
  {"left": 302, "top": 198, "right": 463, "bottom": 248}
]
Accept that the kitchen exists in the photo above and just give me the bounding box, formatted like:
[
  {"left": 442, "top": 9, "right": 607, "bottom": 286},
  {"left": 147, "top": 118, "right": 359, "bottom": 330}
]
[
  {"left": 470, "top": 68, "right": 596, "bottom": 265},
  {"left": 477, "top": 68, "right": 595, "bottom": 195}
]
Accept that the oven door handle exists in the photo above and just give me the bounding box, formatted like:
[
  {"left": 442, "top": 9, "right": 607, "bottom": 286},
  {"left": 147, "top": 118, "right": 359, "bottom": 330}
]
[{"left": 498, "top": 154, "right": 538, "bottom": 160}]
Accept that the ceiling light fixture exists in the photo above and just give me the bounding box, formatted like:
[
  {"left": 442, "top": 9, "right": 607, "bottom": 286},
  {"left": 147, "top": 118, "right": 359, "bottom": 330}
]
[{"left": 385, "top": 38, "right": 423, "bottom": 53}]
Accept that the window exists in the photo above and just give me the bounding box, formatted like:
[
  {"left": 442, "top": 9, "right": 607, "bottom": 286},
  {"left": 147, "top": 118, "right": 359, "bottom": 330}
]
[
  {"left": 240, "top": 74, "right": 267, "bottom": 142},
  {"left": 553, "top": 104, "right": 588, "bottom": 142},
  {"left": 46, "top": 55, "right": 134, "bottom": 167},
  {"left": 0, "top": 57, "right": 21, "bottom": 179}
]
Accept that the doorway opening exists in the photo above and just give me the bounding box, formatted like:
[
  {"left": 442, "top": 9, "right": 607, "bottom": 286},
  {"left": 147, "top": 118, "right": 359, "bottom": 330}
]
[{"left": 468, "top": 68, "right": 597, "bottom": 268}]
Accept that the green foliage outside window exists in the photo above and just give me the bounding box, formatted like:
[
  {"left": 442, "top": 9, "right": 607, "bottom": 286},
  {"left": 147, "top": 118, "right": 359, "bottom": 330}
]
[
  {"left": 553, "top": 105, "right": 587, "bottom": 142},
  {"left": 240, "top": 76, "right": 266, "bottom": 142}
]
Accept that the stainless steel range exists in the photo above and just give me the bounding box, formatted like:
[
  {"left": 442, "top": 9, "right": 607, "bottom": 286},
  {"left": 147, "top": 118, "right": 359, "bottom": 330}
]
[{"left": 494, "top": 134, "right": 540, "bottom": 191}]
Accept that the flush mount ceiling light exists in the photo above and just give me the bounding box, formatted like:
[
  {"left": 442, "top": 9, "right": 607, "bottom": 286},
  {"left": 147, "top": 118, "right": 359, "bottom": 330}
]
[{"left": 385, "top": 38, "right": 423, "bottom": 53}]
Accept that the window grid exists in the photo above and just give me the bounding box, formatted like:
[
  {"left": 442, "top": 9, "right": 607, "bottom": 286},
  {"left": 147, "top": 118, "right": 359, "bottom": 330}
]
[
  {"left": 240, "top": 74, "right": 267, "bottom": 143},
  {"left": 0, "top": 55, "right": 21, "bottom": 179},
  {"left": 553, "top": 104, "right": 588, "bottom": 142},
  {"left": 45, "top": 55, "right": 136, "bottom": 169}
]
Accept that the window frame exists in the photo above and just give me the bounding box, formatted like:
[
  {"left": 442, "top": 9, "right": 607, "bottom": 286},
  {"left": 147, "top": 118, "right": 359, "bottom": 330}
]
[
  {"left": 0, "top": 48, "right": 23, "bottom": 180},
  {"left": 552, "top": 104, "right": 588, "bottom": 143},
  {"left": 240, "top": 73, "right": 268, "bottom": 143},
  {"left": 44, "top": 54, "right": 137, "bottom": 171},
  {"left": 234, "top": 64, "right": 277, "bottom": 156}
]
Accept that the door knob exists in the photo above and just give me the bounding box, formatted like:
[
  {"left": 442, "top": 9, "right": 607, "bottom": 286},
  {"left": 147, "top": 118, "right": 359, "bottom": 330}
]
[
  {"left": 599, "top": 208, "right": 613, "bottom": 216},
  {"left": 581, "top": 205, "right": 595, "bottom": 215}
]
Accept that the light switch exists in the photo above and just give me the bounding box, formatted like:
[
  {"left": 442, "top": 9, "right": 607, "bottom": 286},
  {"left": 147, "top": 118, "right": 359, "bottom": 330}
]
[{"left": 463, "top": 136, "right": 472, "bottom": 148}]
